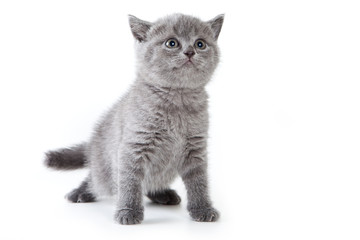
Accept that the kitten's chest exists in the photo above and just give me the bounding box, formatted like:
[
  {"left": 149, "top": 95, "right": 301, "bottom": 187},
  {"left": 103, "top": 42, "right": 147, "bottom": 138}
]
[
  {"left": 152, "top": 108, "right": 192, "bottom": 149},
  {"left": 160, "top": 108, "right": 207, "bottom": 150},
  {"left": 139, "top": 100, "right": 208, "bottom": 177},
  {"left": 154, "top": 97, "right": 208, "bottom": 140},
  {"left": 159, "top": 111, "right": 190, "bottom": 166},
  {"left": 165, "top": 110, "right": 188, "bottom": 137},
  {"left": 137, "top": 86, "right": 208, "bottom": 153}
]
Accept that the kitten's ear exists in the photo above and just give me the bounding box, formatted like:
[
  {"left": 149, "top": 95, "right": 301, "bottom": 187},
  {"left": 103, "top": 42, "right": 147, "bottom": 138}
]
[
  {"left": 128, "top": 15, "right": 153, "bottom": 42},
  {"left": 207, "top": 14, "right": 225, "bottom": 41}
]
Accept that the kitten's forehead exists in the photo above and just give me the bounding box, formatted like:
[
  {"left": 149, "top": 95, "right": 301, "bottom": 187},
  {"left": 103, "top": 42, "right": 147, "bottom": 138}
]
[{"left": 149, "top": 14, "right": 213, "bottom": 40}]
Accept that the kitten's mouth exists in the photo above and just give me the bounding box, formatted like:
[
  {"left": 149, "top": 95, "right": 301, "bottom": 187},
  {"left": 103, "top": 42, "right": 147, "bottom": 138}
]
[
  {"left": 172, "top": 59, "right": 196, "bottom": 71},
  {"left": 183, "top": 59, "right": 194, "bottom": 66}
]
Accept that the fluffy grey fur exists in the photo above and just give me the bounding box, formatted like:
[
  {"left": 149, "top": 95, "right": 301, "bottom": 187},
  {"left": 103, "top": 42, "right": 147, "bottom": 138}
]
[{"left": 45, "top": 13, "right": 224, "bottom": 225}]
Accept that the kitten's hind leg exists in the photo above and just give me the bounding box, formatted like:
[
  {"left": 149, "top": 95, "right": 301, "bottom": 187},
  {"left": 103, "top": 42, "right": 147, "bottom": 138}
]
[
  {"left": 146, "top": 189, "right": 181, "bottom": 205},
  {"left": 66, "top": 177, "right": 96, "bottom": 203}
]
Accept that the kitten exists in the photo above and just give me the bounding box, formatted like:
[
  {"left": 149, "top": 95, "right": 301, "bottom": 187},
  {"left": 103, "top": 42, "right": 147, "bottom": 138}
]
[{"left": 45, "top": 13, "right": 224, "bottom": 225}]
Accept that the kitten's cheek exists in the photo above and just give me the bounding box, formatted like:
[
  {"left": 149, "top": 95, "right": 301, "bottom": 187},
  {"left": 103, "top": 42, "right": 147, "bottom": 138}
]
[{"left": 168, "top": 63, "right": 178, "bottom": 70}]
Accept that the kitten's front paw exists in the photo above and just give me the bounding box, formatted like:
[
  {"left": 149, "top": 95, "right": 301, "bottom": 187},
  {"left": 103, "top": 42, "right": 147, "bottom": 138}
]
[
  {"left": 189, "top": 207, "right": 220, "bottom": 222},
  {"left": 114, "top": 208, "right": 144, "bottom": 225}
]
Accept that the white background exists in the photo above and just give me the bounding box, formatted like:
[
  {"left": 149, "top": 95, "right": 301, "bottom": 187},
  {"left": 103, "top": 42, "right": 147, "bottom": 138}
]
[{"left": 0, "top": 0, "right": 359, "bottom": 239}]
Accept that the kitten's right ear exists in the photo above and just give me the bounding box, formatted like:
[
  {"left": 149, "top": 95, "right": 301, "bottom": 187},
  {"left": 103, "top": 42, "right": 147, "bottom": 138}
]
[{"left": 128, "top": 15, "right": 152, "bottom": 42}]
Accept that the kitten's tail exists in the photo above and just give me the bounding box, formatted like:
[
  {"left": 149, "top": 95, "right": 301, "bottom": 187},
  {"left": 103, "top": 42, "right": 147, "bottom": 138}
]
[{"left": 44, "top": 143, "right": 87, "bottom": 170}]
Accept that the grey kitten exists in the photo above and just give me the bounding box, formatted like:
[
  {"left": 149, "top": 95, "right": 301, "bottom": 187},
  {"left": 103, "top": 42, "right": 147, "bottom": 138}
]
[{"left": 45, "top": 13, "right": 224, "bottom": 225}]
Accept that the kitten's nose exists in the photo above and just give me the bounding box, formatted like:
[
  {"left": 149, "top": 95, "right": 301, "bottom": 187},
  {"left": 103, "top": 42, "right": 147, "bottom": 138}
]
[{"left": 184, "top": 49, "right": 195, "bottom": 58}]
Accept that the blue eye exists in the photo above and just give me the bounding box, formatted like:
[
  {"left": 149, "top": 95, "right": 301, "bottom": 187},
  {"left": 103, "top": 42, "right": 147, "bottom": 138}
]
[
  {"left": 165, "top": 38, "right": 179, "bottom": 48},
  {"left": 195, "top": 39, "right": 206, "bottom": 49}
]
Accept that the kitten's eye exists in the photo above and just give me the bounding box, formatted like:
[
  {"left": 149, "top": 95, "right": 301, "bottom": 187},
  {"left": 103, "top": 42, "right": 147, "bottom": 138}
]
[
  {"left": 195, "top": 39, "right": 206, "bottom": 50},
  {"left": 165, "top": 39, "right": 179, "bottom": 48}
]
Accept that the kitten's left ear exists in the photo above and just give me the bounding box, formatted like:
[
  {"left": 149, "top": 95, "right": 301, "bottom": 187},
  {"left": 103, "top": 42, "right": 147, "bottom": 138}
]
[
  {"left": 208, "top": 14, "right": 225, "bottom": 41},
  {"left": 128, "top": 15, "right": 153, "bottom": 42}
]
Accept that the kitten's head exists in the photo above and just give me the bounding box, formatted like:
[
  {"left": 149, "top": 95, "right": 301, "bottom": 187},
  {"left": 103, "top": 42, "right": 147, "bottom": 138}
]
[{"left": 129, "top": 14, "right": 224, "bottom": 89}]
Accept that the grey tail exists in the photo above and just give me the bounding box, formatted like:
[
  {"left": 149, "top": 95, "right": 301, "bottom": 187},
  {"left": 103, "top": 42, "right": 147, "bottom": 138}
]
[{"left": 44, "top": 143, "right": 87, "bottom": 170}]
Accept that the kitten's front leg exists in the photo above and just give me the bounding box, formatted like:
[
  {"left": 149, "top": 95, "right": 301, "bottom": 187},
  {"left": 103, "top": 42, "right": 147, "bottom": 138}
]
[
  {"left": 180, "top": 137, "right": 220, "bottom": 222},
  {"left": 114, "top": 147, "right": 145, "bottom": 225}
]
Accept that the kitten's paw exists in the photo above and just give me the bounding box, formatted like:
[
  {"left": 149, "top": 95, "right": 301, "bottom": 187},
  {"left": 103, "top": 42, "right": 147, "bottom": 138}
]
[
  {"left": 114, "top": 208, "right": 144, "bottom": 225},
  {"left": 147, "top": 189, "right": 181, "bottom": 205},
  {"left": 66, "top": 190, "right": 96, "bottom": 203},
  {"left": 189, "top": 207, "right": 220, "bottom": 222}
]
